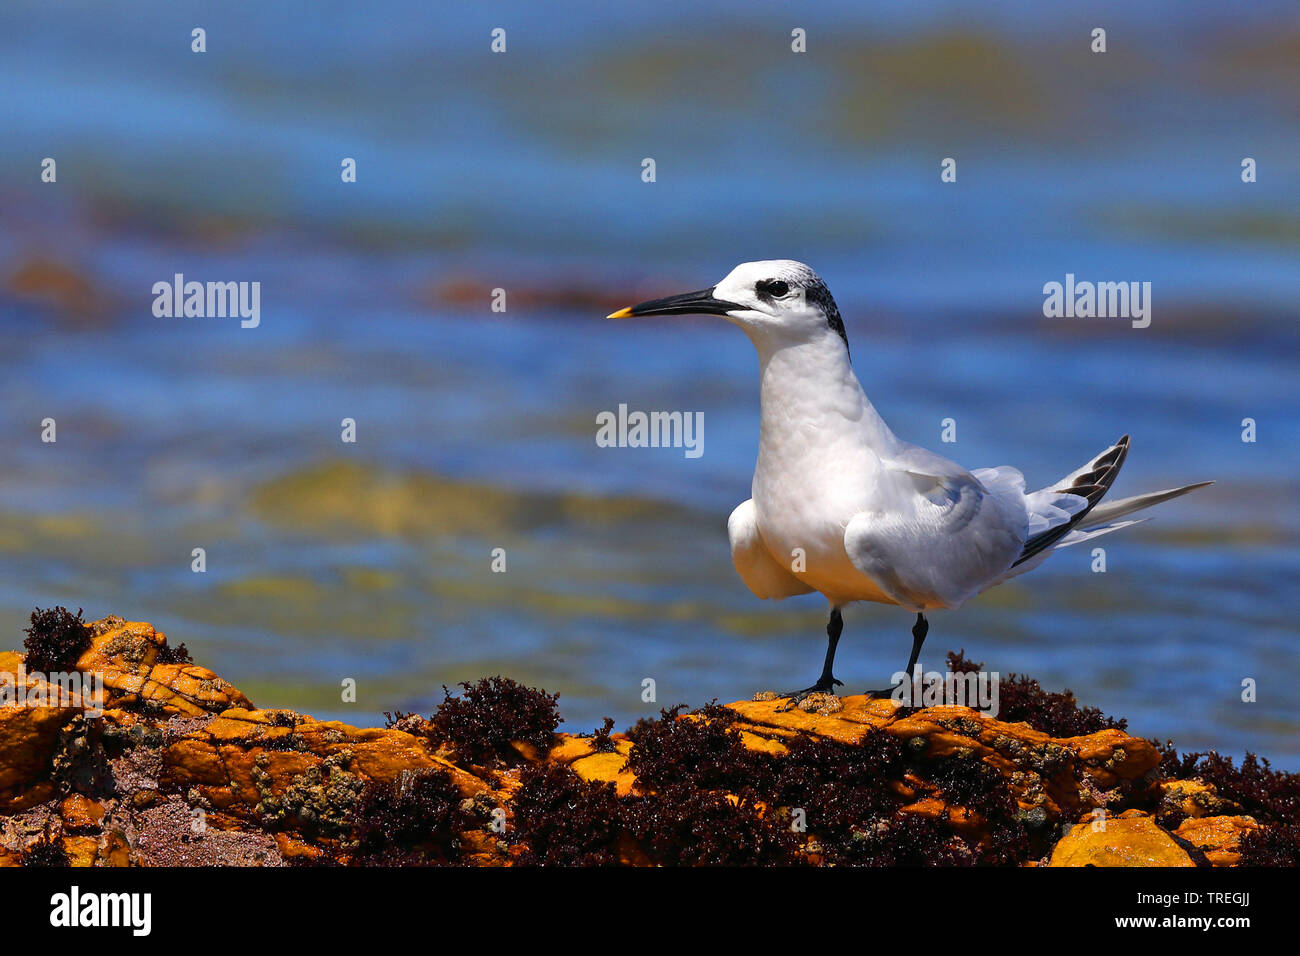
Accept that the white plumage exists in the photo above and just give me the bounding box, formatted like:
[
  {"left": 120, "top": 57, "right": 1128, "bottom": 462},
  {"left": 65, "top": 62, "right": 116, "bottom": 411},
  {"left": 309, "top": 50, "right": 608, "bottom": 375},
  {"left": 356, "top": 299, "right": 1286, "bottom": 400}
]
[{"left": 611, "top": 260, "right": 1211, "bottom": 702}]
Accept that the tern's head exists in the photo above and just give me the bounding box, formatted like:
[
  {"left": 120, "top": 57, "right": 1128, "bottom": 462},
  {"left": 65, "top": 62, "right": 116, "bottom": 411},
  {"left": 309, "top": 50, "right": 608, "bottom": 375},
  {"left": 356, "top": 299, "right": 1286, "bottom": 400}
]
[{"left": 608, "top": 259, "right": 849, "bottom": 353}]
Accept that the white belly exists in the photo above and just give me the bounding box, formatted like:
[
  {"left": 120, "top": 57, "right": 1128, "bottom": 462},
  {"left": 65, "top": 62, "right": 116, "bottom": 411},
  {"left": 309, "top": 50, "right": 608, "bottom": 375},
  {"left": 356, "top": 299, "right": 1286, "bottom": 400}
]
[
  {"left": 752, "top": 449, "right": 897, "bottom": 607},
  {"left": 745, "top": 333, "right": 905, "bottom": 607}
]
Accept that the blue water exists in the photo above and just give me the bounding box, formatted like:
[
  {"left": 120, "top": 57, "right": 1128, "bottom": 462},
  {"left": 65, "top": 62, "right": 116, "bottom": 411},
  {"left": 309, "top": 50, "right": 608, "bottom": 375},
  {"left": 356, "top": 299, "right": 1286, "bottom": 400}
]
[{"left": 1, "top": 1, "right": 1297, "bottom": 765}]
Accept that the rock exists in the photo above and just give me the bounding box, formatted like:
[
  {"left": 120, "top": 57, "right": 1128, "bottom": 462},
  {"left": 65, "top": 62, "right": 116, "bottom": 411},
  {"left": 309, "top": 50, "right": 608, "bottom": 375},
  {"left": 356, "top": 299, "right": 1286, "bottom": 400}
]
[
  {"left": 160, "top": 706, "right": 487, "bottom": 834},
  {"left": 804, "top": 692, "right": 845, "bottom": 715},
  {"left": 1, "top": 614, "right": 1294, "bottom": 866},
  {"left": 1158, "top": 779, "right": 1240, "bottom": 821},
  {"left": 1049, "top": 812, "right": 1196, "bottom": 867},
  {"left": 75, "top": 620, "right": 251, "bottom": 717},
  {"left": 552, "top": 738, "right": 638, "bottom": 797},
  {"left": 95, "top": 828, "right": 133, "bottom": 867},
  {"left": 1175, "top": 815, "right": 1261, "bottom": 866},
  {"left": 59, "top": 794, "right": 105, "bottom": 832},
  {"left": 0, "top": 651, "right": 85, "bottom": 812},
  {"left": 726, "top": 696, "right": 1160, "bottom": 822},
  {"left": 61, "top": 835, "right": 100, "bottom": 867}
]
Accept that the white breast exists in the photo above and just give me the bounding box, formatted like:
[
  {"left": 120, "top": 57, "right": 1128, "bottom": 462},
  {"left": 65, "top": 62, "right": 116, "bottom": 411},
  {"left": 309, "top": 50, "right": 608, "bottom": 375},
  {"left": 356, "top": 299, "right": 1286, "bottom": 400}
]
[{"left": 746, "top": 333, "right": 901, "bottom": 606}]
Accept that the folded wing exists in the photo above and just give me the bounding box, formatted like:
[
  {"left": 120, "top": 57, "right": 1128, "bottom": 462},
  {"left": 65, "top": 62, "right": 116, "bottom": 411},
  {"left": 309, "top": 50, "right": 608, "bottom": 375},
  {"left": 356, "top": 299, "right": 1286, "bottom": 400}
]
[{"left": 843, "top": 449, "right": 1027, "bottom": 611}]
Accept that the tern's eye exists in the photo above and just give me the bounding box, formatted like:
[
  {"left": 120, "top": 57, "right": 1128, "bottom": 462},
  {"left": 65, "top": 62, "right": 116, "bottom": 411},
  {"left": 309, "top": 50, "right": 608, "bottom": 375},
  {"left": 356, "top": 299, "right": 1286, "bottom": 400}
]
[{"left": 757, "top": 279, "right": 790, "bottom": 298}]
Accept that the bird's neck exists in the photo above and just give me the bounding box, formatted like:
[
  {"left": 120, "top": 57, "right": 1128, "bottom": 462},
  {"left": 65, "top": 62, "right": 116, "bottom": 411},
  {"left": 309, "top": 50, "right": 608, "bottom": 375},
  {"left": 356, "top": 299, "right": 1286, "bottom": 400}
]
[{"left": 750, "top": 331, "right": 899, "bottom": 463}]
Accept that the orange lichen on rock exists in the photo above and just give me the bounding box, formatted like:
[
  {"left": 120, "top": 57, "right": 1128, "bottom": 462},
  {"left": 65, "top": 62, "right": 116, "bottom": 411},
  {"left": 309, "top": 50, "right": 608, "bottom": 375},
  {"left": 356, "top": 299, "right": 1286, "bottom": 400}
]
[
  {"left": 1, "top": 612, "right": 1296, "bottom": 867},
  {"left": 76, "top": 619, "right": 251, "bottom": 717},
  {"left": 161, "top": 706, "right": 487, "bottom": 829},
  {"left": 1158, "top": 778, "right": 1241, "bottom": 821},
  {"left": 542, "top": 732, "right": 639, "bottom": 796},
  {"left": 0, "top": 651, "right": 86, "bottom": 812},
  {"left": 1049, "top": 811, "right": 1197, "bottom": 867},
  {"left": 59, "top": 794, "right": 105, "bottom": 832},
  {"left": 727, "top": 696, "right": 1159, "bottom": 824},
  {"left": 1175, "top": 815, "right": 1261, "bottom": 866}
]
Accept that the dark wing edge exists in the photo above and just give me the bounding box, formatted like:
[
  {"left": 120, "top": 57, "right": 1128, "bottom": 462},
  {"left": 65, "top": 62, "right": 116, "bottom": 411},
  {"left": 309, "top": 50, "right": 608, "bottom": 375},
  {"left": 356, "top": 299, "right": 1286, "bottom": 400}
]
[{"left": 1012, "top": 434, "right": 1130, "bottom": 567}]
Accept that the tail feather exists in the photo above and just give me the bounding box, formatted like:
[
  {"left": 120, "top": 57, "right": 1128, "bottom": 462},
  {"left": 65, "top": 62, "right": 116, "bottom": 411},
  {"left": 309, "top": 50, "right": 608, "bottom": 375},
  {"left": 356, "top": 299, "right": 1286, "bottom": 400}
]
[
  {"left": 1078, "top": 481, "right": 1214, "bottom": 529},
  {"left": 984, "top": 462, "right": 1212, "bottom": 594},
  {"left": 1053, "top": 517, "right": 1147, "bottom": 548},
  {"left": 1014, "top": 435, "right": 1129, "bottom": 566}
]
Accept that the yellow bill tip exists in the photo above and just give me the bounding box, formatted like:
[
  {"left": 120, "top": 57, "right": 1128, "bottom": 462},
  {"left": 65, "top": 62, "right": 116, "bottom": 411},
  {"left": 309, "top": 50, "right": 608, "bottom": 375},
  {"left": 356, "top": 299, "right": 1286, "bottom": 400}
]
[{"left": 607, "top": 306, "right": 635, "bottom": 319}]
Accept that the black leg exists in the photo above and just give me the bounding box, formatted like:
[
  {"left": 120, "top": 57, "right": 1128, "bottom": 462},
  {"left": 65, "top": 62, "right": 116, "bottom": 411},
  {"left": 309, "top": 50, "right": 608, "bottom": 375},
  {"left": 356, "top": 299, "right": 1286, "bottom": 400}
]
[
  {"left": 863, "top": 611, "right": 930, "bottom": 699},
  {"left": 819, "top": 608, "right": 844, "bottom": 684},
  {"left": 777, "top": 608, "right": 845, "bottom": 710},
  {"left": 905, "top": 612, "right": 929, "bottom": 676}
]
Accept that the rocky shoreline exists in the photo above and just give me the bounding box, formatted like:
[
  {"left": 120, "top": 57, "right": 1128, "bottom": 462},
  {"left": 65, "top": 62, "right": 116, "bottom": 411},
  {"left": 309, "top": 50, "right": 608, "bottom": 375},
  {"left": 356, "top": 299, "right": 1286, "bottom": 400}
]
[{"left": 0, "top": 609, "right": 1293, "bottom": 866}]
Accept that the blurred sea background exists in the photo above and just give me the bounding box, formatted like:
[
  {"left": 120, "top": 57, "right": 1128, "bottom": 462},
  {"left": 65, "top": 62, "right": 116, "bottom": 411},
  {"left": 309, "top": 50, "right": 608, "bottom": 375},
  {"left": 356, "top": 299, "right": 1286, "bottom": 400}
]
[{"left": 1, "top": 1, "right": 1297, "bottom": 764}]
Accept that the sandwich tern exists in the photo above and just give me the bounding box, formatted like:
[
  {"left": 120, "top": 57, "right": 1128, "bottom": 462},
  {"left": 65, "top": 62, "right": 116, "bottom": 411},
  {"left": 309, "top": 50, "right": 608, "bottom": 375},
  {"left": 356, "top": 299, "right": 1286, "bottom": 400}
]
[{"left": 609, "top": 260, "right": 1212, "bottom": 707}]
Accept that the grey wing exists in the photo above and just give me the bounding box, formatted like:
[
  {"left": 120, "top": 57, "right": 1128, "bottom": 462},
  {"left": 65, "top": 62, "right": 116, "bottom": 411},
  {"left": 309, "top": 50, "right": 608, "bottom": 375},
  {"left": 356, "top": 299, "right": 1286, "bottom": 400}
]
[
  {"left": 843, "top": 460, "right": 1028, "bottom": 610},
  {"left": 727, "top": 499, "right": 815, "bottom": 600}
]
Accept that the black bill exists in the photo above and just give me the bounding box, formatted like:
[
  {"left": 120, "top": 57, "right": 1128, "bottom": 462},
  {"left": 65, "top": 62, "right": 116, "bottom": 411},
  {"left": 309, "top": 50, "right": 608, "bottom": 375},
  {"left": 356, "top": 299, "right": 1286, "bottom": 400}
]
[{"left": 607, "top": 287, "right": 744, "bottom": 319}]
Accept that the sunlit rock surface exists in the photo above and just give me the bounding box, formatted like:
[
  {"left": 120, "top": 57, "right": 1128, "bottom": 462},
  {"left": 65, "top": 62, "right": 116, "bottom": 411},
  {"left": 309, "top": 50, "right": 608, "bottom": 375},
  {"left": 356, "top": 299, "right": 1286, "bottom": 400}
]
[{"left": 0, "top": 616, "right": 1290, "bottom": 867}]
